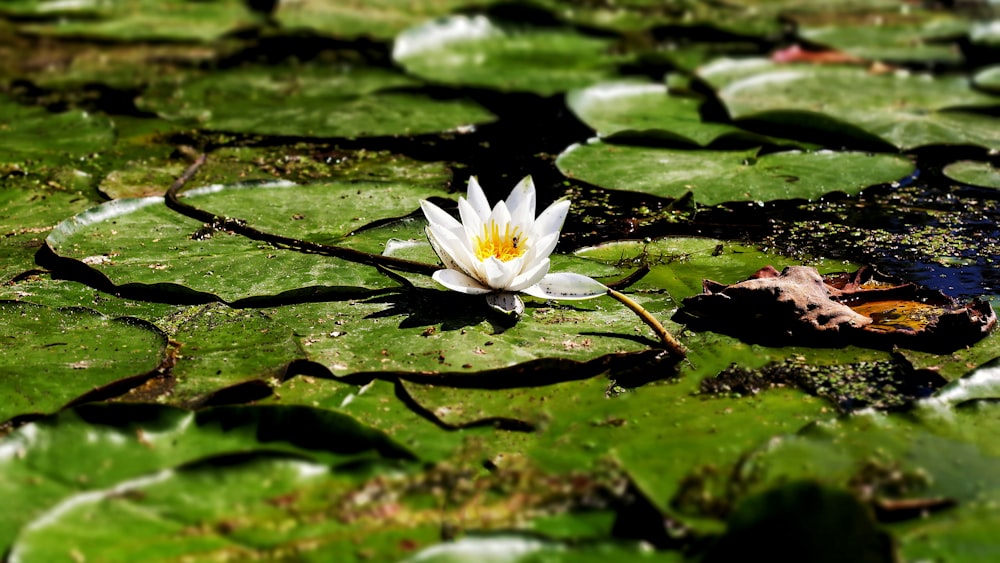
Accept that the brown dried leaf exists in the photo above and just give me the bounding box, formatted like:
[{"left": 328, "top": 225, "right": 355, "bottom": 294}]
[{"left": 675, "top": 265, "right": 996, "bottom": 353}]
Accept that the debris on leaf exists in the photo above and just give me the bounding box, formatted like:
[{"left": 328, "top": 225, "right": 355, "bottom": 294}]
[
  {"left": 699, "top": 357, "right": 947, "bottom": 412},
  {"left": 674, "top": 265, "right": 996, "bottom": 352},
  {"left": 771, "top": 44, "right": 865, "bottom": 65}
]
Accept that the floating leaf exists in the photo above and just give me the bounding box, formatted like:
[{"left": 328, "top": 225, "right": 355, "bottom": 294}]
[
  {"left": 528, "top": 0, "right": 783, "bottom": 37},
  {"left": 556, "top": 140, "right": 914, "bottom": 206},
  {"left": 566, "top": 80, "right": 811, "bottom": 148},
  {"left": 697, "top": 58, "right": 1000, "bottom": 150},
  {"left": 152, "top": 303, "right": 307, "bottom": 407},
  {"left": 260, "top": 378, "right": 473, "bottom": 464},
  {"left": 0, "top": 96, "right": 114, "bottom": 165},
  {"left": 11, "top": 0, "right": 257, "bottom": 42},
  {"left": 0, "top": 403, "right": 415, "bottom": 554},
  {"left": 726, "top": 393, "right": 1000, "bottom": 560},
  {"left": 793, "top": 11, "right": 970, "bottom": 64},
  {"left": 973, "top": 65, "right": 1000, "bottom": 94},
  {"left": 274, "top": 0, "right": 493, "bottom": 40},
  {"left": 392, "top": 15, "right": 633, "bottom": 95},
  {"left": 0, "top": 278, "right": 181, "bottom": 321},
  {"left": 44, "top": 179, "right": 446, "bottom": 302},
  {"left": 0, "top": 186, "right": 101, "bottom": 281},
  {"left": 942, "top": 159, "right": 1000, "bottom": 188},
  {"left": 262, "top": 283, "right": 662, "bottom": 377},
  {"left": 137, "top": 63, "right": 495, "bottom": 139},
  {"left": 970, "top": 20, "right": 1000, "bottom": 48},
  {"left": 400, "top": 535, "right": 679, "bottom": 562},
  {"left": 0, "top": 301, "right": 166, "bottom": 423}
]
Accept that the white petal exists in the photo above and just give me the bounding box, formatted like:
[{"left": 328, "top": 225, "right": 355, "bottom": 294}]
[
  {"left": 522, "top": 273, "right": 608, "bottom": 300},
  {"left": 420, "top": 200, "right": 463, "bottom": 231},
  {"left": 433, "top": 269, "right": 492, "bottom": 294},
  {"left": 425, "top": 225, "right": 483, "bottom": 278},
  {"left": 466, "top": 176, "right": 492, "bottom": 221},
  {"left": 487, "top": 199, "right": 512, "bottom": 228},
  {"left": 505, "top": 176, "right": 536, "bottom": 228},
  {"left": 431, "top": 226, "right": 487, "bottom": 282},
  {"left": 532, "top": 199, "right": 570, "bottom": 241},
  {"left": 507, "top": 257, "right": 551, "bottom": 292},
  {"left": 424, "top": 226, "right": 461, "bottom": 271},
  {"left": 427, "top": 224, "right": 472, "bottom": 262},
  {"left": 482, "top": 256, "right": 518, "bottom": 290},
  {"left": 486, "top": 292, "right": 524, "bottom": 317},
  {"left": 458, "top": 197, "right": 485, "bottom": 243},
  {"left": 523, "top": 231, "right": 559, "bottom": 264}
]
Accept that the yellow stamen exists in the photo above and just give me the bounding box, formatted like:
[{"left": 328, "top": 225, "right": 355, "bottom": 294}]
[{"left": 473, "top": 222, "right": 527, "bottom": 262}]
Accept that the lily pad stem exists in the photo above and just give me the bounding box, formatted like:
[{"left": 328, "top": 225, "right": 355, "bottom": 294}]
[{"left": 607, "top": 288, "right": 686, "bottom": 359}]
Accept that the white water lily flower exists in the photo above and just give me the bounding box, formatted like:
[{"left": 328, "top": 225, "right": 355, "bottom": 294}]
[{"left": 420, "top": 175, "right": 608, "bottom": 316}]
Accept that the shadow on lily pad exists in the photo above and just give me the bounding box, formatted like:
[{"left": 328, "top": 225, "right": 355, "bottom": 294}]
[{"left": 702, "top": 481, "right": 895, "bottom": 563}]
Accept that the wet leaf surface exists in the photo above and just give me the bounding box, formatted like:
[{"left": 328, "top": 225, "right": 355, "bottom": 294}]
[
  {"left": 0, "top": 302, "right": 166, "bottom": 423},
  {"left": 137, "top": 63, "right": 496, "bottom": 139},
  {"left": 392, "top": 15, "right": 634, "bottom": 95},
  {"left": 0, "top": 96, "right": 115, "bottom": 165},
  {"left": 557, "top": 142, "right": 915, "bottom": 206},
  {"left": 942, "top": 159, "right": 1000, "bottom": 188},
  {"left": 698, "top": 58, "right": 1000, "bottom": 150},
  {"left": 566, "top": 80, "right": 812, "bottom": 149}
]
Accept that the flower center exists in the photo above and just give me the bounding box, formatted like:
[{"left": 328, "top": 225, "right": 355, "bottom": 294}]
[{"left": 473, "top": 222, "right": 526, "bottom": 262}]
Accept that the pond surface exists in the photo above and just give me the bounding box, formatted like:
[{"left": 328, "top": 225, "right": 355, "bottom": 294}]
[{"left": 1, "top": 1, "right": 1000, "bottom": 561}]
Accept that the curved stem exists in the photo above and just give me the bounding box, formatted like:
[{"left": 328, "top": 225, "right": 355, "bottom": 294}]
[{"left": 606, "top": 288, "right": 686, "bottom": 359}]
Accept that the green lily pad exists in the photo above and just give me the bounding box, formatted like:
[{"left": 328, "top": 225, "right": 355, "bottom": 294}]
[
  {"left": 263, "top": 285, "right": 662, "bottom": 377},
  {"left": 971, "top": 20, "right": 1000, "bottom": 48},
  {"left": 400, "top": 535, "right": 681, "bottom": 562},
  {"left": 524, "top": 372, "right": 832, "bottom": 516},
  {"left": 573, "top": 236, "right": 856, "bottom": 297},
  {"left": 942, "top": 160, "right": 1000, "bottom": 188},
  {"left": 0, "top": 234, "right": 46, "bottom": 283},
  {"left": 13, "top": 0, "right": 257, "bottom": 42},
  {"left": 973, "top": 64, "right": 1000, "bottom": 94},
  {"left": 898, "top": 500, "right": 1000, "bottom": 562},
  {"left": 556, "top": 140, "right": 915, "bottom": 206},
  {"left": 274, "top": 0, "right": 494, "bottom": 40},
  {"left": 260, "top": 377, "right": 474, "bottom": 464},
  {"left": 528, "top": 0, "right": 783, "bottom": 37},
  {"left": 0, "top": 277, "right": 182, "bottom": 321},
  {"left": 98, "top": 160, "right": 189, "bottom": 199},
  {"left": 566, "top": 80, "right": 811, "bottom": 149},
  {"left": 0, "top": 186, "right": 100, "bottom": 281},
  {"left": 392, "top": 15, "right": 634, "bottom": 96},
  {"left": 136, "top": 63, "right": 495, "bottom": 139},
  {"left": 44, "top": 178, "right": 453, "bottom": 302},
  {"left": 13, "top": 44, "right": 220, "bottom": 92},
  {"left": 7, "top": 456, "right": 344, "bottom": 562},
  {"left": 0, "top": 403, "right": 415, "bottom": 554},
  {"left": 153, "top": 303, "right": 307, "bottom": 407},
  {"left": 697, "top": 58, "right": 1000, "bottom": 150},
  {"left": 0, "top": 301, "right": 166, "bottom": 422},
  {"left": 100, "top": 146, "right": 452, "bottom": 200},
  {"left": 0, "top": 96, "right": 114, "bottom": 166},
  {"left": 178, "top": 177, "right": 442, "bottom": 244},
  {"left": 5, "top": 448, "right": 637, "bottom": 561},
  {"left": 686, "top": 362, "right": 1000, "bottom": 557},
  {"left": 794, "top": 12, "right": 970, "bottom": 64}
]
